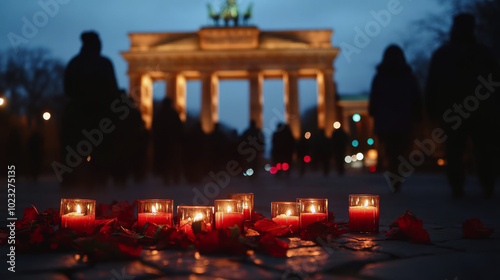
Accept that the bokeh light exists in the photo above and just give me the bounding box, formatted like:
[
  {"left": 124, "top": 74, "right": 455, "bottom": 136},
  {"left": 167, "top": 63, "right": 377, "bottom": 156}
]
[
  {"left": 264, "top": 164, "right": 271, "bottom": 171},
  {"left": 352, "top": 140, "right": 359, "bottom": 147},
  {"left": 369, "top": 166, "right": 376, "bottom": 172},
  {"left": 276, "top": 163, "right": 282, "bottom": 170},
  {"left": 367, "top": 149, "right": 378, "bottom": 159},
  {"left": 270, "top": 166, "right": 277, "bottom": 174},
  {"left": 352, "top": 114, "right": 361, "bottom": 122},
  {"left": 246, "top": 168, "right": 254, "bottom": 176},
  {"left": 303, "top": 155, "right": 311, "bottom": 163},
  {"left": 367, "top": 138, "right": 374, "bottom": 145},
  {"left": 304, "top": 132, "right": 311, "bottom": 139},
  {"left": 345, "top": 156, "right": 352, "bottom": 164},
  {"left": 282, "top": 162, "right": 289, "bottom": 171},
  {"left": 356, "top": 153, "right": 364, "bottom": 161},
  {"left": 0, "top": 98, "right": 4, "bottom": 106},
  {"left": 437, "top": 159, "right": 446, "bottom": 166},
  {"left": 43, "top": 112, "right": 51, "bottom": 120},
  {"left": 351, "top": 155, "right": 358, "bottom": 162},
  {"left": 333, "top": 121, "right": 341, "bottom": 129}
]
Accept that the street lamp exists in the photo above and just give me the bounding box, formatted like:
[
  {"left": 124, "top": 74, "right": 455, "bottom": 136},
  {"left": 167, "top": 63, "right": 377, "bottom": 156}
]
[
  {"left": 43, "top": 112, "right": 51, "bottom": 120},
  {"left": 0, "top": 97, "right": 4, "bottom": 106}
]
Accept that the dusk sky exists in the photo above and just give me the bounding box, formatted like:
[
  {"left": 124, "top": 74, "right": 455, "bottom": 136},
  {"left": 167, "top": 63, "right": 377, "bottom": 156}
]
[{"left": 1, "top": 0, "right": 445, "bottom": 133}]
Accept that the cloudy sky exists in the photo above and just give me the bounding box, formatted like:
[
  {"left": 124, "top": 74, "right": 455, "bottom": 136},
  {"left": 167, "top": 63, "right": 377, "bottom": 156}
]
[{"left": 1, "top": 0, "right": 445, "bottom": 133}]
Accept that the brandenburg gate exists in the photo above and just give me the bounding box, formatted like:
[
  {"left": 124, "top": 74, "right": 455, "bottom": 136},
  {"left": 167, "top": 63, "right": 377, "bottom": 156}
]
[{"left": 122, "top": 27, "right": 340, "bottom": 138}]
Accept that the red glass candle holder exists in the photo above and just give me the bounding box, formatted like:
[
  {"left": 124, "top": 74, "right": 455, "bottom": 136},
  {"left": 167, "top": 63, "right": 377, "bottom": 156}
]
[
  {"left": 297, "top": 198, "right": 328, "bottom": 230},
  {"left": 214, "top": 199, "right": 244, "bottom": 231},
  {"left": 349, "top": 194, "right": 379, "bottom": 233},
  {"left": 228, "top": 193, "right": 253, "bottom": 220},
  {"left": 271, "top": 202, "right": 300, "bottom": 233},
  {"left": 60, "top": 198, "right": 95, "bottom": 234},
  {"left": 137, "top": 199, "right": 173, "bottom": 230},
  {"left": 177, "top": 206, "right": 213, "bottom": 237}
]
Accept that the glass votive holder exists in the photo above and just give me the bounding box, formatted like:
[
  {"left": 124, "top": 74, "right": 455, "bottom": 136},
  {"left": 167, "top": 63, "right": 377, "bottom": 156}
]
[
  {"left": 348, "top": 194, "right": 379, "bottom": 233},
  {"left": 60, "top": 198, "right": 96, "bottom": 234},
  {"left": 297, "top": 198, "right": 328, "bottom": 230},
  {"left": 271, "top": 202, "right": 300, "bottom": 233},
  {"left": 137, "top": 199, "right": 173, "bottom": 229},
  {"left": 228, "top": 193, "right": 254, "bottom": 220},
  {"left": 177, "top": 206, "right": 214, "bottom": 236},
  {"left": 214, "top": 199, "right": 244, "bottom": 231}
]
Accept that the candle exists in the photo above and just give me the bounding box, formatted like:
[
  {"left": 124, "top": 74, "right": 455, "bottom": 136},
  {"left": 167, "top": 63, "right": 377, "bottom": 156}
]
[
  {"left": 271, "top": 202, "right": 300, "bottom": 233},
  {"left": 137, "top": 199, "right": 173, "bottom": 230},
  {"left": 297, "top": 198, "right": 328, "bottom": 231},
  {"left": 60, "top": 198, "right": 95, "bottom": 235},
  {"left": 273, "top": 211, "right": 300, "bottom": 233},
  {"left": 214, "top": 199, "right": 244, "bottom": 231},
  {"left": 228, "top": 193, "right": 253, "bottom": 220},
  {"left": 177, "top": 206, "right": 213, "bottom": 239},
  {"left": 137, "top": 207, "right": 173, "bottom": 229},
  {"left": 349, "top": 195, "right": 379, "bottom": 233}
]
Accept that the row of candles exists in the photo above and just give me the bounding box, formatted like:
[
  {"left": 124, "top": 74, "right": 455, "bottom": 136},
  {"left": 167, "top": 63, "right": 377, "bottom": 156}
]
[{"left": 60, "top": 194, "right": 380, "bottom": 235}]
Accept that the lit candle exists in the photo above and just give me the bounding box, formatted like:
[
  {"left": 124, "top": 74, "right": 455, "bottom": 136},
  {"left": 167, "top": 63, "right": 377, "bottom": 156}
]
[
  {"left": 60, "top": 199, "right": 95, "bottom": 235},
  {"left": 349, "top": 195, "right": 379, "bottom": 233},
  {"left": 297, "top": 198, "right": 328, "bottom": 231},
  {"left": 137, "top": 199, "right": 173, "bottom": 230},
  {"left": 228, "top": 193, "right": 253, "bottom": 220},
  {"left": 177, "top": 206, "right": 213, "bottom": 238},
  {"left": 214, "top": 199, "right": 244, "bottom": 231},
  {"left": 271, "top": 202, "right": 300, "bottom": 233}
]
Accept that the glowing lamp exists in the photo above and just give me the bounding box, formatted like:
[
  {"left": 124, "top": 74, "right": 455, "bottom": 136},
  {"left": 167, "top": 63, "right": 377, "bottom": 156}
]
[
  {"left": 60, "top": 198, "right": 95, "bottom": 235},
  {"left": 349, "top": 194, "right": 379, "bottom": 233},
  {"left": 271, "top": 202, "right": 299, "bottom": 233},
  {"left": 137, "top": 199, "right": 173, "bottom": 230},
  {"left": 297, "top": 198, "right": 328, "bottom": 230}
]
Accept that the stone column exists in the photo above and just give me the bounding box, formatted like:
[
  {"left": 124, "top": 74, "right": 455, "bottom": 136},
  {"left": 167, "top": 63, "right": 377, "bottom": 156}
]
[
  {"left": 166, "top": 73, "right": 187, "bottom": 121},
  {"left": 200, "top": 72, "right": 219, "bottom": 133},
  {"left": 283, "top": 70, "right": 301, "bottom": 139},
  {"left": 129, "top": 73, "right": 153, "bottom": 129},
  {"left": 317, "top": 69, "right": 337, "bottom": 136},
  {"left": 249, "top": 71, "right": 264, "bottom": 129}
]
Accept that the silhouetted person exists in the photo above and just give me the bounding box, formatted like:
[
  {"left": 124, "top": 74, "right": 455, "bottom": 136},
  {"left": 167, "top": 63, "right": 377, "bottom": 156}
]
[
  {"left": 240, "top": 120, "right": 265, "bottom": 177},
  {"left": 314, "top": 129, "right": 333, "bottom": 176},
  {"left": 331, "top": 126, "right": 349, "bottom": 176},
  {"left": 62, "top": 31, "right": 119, "bottom": 186},
  {"left": 369, "top": 45, "right": 421, "bottom": 193},
  {"left": 208, "top": 123, "right": 231, "bottom": 172},
  {"left": 425, "top": 14, "right": 500, "bottom": 198},
  {"left": 296, "top": 132, "right": 311, "bottom": 177},
  {"left": 27, "top": 129, "right": 44, "bottom": 182},
  {"left": 153, "top": 98, "right": 183, "bottom": 185},
  {"left": 109, "top": 91, "right": 148, "bottom": 186},
  {"left": 271, "top": 123, "right": 295, "bottom": 176},
  {"left": 183, "top": 122, "right": 209, "bottom": 183}
]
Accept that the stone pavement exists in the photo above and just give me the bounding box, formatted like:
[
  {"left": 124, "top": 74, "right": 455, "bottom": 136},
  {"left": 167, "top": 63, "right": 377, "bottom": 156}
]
[{"left": 1, "top": 170, "right": 499, "bottom": 279}]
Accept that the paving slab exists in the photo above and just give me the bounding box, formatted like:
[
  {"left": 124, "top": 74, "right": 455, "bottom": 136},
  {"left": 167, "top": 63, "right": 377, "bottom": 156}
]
[{"left": 359, "top": 252, "right": 500, "bottom": 280}]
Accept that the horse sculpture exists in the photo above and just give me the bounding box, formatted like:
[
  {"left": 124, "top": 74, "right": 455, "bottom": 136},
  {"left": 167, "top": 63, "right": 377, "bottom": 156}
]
[{"left": 207, "top": 0, "right": 253, "bottom": 27}]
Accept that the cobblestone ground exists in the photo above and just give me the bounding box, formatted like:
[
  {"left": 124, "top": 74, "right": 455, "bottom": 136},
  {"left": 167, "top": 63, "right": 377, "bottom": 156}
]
[{"left": 1, "top": 170, "right": 499, "bottom": 279}]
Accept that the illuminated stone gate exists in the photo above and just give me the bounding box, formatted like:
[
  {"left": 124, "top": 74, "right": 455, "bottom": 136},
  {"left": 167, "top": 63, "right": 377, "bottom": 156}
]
[{"left": 121, "top": 27, "right": 341, "bottom": 138}]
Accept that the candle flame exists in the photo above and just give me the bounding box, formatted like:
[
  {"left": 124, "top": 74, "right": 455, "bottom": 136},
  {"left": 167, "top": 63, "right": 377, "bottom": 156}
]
[
  {"left": 76, "top": 205, "right": 81, "bottom": 214},
  {"left": 310, "top": 205, "right": 316, "bottom": 214},
  {"left": 364, "top": 200, "right": 369, "bottom": 207},
  {"left": 152, "top": 206, "right": 157, "bottom": 214},
  {"left": 244, "top": 202, "right": 248, "bottom": 209},
  {"left": 227, "top": 205, "right": 232, "bottom": 212},
  {"left": 194, "top": 213, "right": 203, "bottom": 221},
  {"left": 286, "top": 209, "right": 292, "bottom": 216}
]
